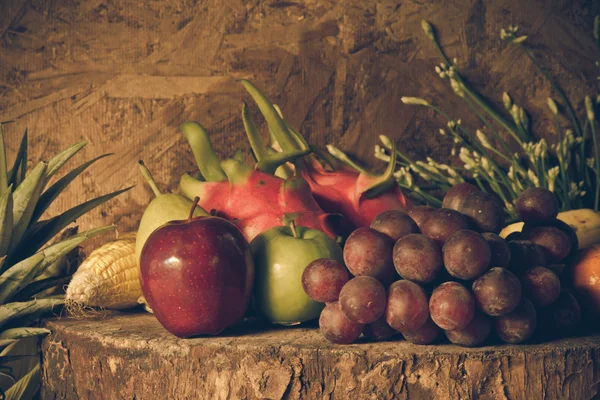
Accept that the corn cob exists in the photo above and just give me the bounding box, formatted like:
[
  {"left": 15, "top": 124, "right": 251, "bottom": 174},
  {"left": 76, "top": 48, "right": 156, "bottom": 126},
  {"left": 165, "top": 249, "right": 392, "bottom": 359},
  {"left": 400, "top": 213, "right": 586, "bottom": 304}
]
[{"left": 66, "top": 233, "right": 141, "bottom": 309}]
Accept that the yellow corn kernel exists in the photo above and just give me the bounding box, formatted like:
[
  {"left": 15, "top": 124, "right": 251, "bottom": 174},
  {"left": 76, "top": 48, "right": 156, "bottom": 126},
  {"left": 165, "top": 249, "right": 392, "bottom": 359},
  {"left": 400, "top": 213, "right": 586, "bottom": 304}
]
[{"left": 66, "top": 233, "right": 141, "bottom": 309}]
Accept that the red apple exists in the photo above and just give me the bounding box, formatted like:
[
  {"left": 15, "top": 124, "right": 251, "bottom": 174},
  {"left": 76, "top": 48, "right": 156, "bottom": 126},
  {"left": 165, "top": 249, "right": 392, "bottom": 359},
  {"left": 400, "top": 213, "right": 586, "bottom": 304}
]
[{"left": 139, "top": 199, "right": 254, "bottom": 338}]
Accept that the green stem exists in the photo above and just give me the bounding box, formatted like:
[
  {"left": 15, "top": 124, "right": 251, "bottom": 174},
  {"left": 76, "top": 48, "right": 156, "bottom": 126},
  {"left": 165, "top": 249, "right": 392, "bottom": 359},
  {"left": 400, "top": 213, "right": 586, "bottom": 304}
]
[
  {"left": 289, "top": 220, "right": 298, "bottom": 238},
  {"left": 515, "top": 43, "right": 582, "bottom": 138},
  {"left": 554, "top": 115, "right": 571, "bottom": 208},
  {"left": 138, "top": 161, "right": 162, "bottom": 197},
  {"left": 461, "top": 95, "right": 515, "bottom": 156}
]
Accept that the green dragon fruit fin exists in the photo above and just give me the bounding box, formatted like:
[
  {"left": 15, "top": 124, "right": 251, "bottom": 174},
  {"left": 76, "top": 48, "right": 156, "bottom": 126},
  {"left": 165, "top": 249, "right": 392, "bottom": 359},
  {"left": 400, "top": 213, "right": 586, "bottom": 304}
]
[
  {"left": 239, "top": 80, "right": 299, "bottom": 153},
  {"left": 180, "top": 121, "right": 226, "bottom": 182},
  {"left": 220, "top": 158, "right": 253, "bottom": 185},
  {"left": 363, "top": 139, "right": 397, "bottom": 199},
  {"left": 232, "top": 148, "right": 245, "bottom": 162},
  {"left": 256, "top": 149, "right": 311, "bottom": 175},
  {"left": 242, "top": 102, "right": 267, "bottom": 162},
  {"left": 179, "top": 173, "right": 205, "bottom": 200}
]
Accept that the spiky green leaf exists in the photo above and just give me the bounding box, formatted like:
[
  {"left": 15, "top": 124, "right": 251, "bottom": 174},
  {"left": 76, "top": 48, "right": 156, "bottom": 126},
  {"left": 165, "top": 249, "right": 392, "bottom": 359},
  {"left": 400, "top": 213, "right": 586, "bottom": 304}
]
[
  {"left": 31, "top": 153, "right": 113, "bottom": 225},
  {"left": 0, "top": 188, "right": 13, "bottom": 257},
  {"left": 0, "top": 298, "right": 63, "bottom": 330},
  {"left": 16, "top": 188, "right": 131, "bottom": 259},
  {"left": 15, "top": 276, "right": 71, "bottom": 301},
  {"left": 0, "top": 125, "right": 8, "bottom": 194},
  {"left": 10, "top": 163, "right": 47, "bottom": 252},
  {"left": 7, "top": 129, "right": 27, "bottom": 189},
  {"left": 1, "top": 225, "right": 113, "bottom": 300},
  {"left": 4, "top": 362, "right": 40, "bottom": 400},
  {"left": 0, "top": 253, "right": 45, "bottom": 304},
  {"left": 0, "top": 328, "right": 50, "bottom": 341},
  {"left": 9, "top": 163, "right": 46, "bottom": 248},
  {"left": 45, "top": 141, "right": 87, "bottom": 183}
]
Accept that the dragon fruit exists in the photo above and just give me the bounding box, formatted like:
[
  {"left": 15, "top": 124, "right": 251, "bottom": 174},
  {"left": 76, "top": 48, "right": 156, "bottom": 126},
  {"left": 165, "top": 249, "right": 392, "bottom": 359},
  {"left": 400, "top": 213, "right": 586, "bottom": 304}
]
[
  {"left": 178, "top": 105, "right": 340, "bottom": 243},
  {"left": 239, "top": 80, "right": 412, "bottom": 230}
]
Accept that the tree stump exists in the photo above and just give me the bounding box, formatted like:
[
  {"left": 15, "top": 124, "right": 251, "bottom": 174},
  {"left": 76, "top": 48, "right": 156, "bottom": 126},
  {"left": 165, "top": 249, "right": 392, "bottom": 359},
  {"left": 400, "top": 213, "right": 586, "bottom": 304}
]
[{"left": 41, "top": 312, "right": 600, "bottom": 399}]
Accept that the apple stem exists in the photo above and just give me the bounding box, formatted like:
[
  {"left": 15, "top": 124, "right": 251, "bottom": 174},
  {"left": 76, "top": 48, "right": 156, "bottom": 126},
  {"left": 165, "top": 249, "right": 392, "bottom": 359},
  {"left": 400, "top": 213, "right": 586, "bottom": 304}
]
[
  {"left": 189, "top": 196, "right": 200, "bottom": 222},
  {"left": 289, "top": 220, "right": 298, "bottom": 238},
  {"left": 138, "top": 160, "right": 162, "bottom": 198}
]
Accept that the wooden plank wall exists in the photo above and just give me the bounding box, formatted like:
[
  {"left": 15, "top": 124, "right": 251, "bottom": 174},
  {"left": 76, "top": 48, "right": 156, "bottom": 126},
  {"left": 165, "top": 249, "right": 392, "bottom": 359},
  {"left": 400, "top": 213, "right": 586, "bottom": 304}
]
[{"left": 0, "top": 0, "right": 598, "bottom": 246}]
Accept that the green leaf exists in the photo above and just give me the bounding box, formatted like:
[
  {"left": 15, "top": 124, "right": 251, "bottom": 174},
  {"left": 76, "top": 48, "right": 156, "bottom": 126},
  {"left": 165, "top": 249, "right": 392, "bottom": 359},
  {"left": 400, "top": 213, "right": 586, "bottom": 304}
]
[
  {"left": 7, "top": 129, "right": 27, "bottom": 189},
  {"left": 0, "top": 299, "right": 63, "bottom": 331},
  {"left": 0, "top": 125, "right": 8, "bottom": 194},
  {"left": 9, "top": 163, "right": 47, "bottom": 253},
  {"left": 45, "top": 141, "right": 87, "bottom": 183},
  {"left": 0, "top": 253, "right": 45, "bottom": 304},
  {"left": 4, "top": 362, "right": 40, "bottom": 400},
  {"left": 180, "top": 121, "right": 226, "bottom": 182},
  {"left": 16, "top": 188, "right": 130, "bottom": 259},
  {"left": 31, "top": 153, "right": 113, "bottom": 225},
  {"left": 0, "top": 340, "right": 16, "bottom": 351},
  {"left": 0, "top": 188, "right": 13, "bottom": 258}
]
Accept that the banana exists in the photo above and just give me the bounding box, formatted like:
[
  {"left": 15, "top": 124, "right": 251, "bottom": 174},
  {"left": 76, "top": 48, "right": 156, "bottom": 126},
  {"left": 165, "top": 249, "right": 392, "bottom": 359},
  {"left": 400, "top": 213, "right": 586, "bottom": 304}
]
[{"left": 500, "top": 209, "right": 600, "bottom": 249}]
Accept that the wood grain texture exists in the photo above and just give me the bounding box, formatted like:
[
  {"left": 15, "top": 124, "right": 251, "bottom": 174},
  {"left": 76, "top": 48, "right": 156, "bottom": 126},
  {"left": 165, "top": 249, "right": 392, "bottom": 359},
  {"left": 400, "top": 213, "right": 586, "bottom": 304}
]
[
  {"left": 0, "top": 0, "right": 598, "bottom": 246},
  {"left": 41, "top": 312, "right": 600, "bottom": 399}
]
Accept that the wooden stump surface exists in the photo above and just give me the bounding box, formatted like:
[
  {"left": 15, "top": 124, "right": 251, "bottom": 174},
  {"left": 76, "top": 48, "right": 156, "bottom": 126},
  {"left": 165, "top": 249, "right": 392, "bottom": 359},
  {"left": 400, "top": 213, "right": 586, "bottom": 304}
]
[{"left": 41, "top": 312, "right": 600, "bottom": 399}]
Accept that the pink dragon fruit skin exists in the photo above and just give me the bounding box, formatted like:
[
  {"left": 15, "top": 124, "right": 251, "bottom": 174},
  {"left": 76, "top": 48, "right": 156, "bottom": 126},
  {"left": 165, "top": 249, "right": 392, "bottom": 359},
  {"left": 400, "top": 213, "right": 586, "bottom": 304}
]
[{"left": 299, "top": 161, "right": 412, "bottom": 229}]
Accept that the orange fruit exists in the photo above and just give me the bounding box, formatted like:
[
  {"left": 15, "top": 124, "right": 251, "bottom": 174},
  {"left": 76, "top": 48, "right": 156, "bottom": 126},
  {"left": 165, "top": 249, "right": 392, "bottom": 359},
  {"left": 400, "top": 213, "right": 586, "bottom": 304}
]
[{"left": 570, "top": 244, "right": 600, "bottom": 315}]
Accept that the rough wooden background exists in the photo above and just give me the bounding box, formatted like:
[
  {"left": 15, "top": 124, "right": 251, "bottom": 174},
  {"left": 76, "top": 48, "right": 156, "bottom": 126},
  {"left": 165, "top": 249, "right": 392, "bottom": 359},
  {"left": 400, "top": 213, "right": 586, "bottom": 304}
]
[{"left": 0, "top": 0, "right": 598, "bottom": 242}]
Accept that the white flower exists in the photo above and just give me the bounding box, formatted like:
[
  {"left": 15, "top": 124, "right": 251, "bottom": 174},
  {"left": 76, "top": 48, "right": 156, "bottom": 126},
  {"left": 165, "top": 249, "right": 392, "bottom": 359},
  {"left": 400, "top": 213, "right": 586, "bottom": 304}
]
[
  {"left": 421, "top": 20, "right": 434, "bottom": 40},
  {"left": 401, "top": 97, "right": 430, "bottom": 106},
  {"left": 587, "top": 158, "right": 596, "bottom": 169},
  {"left": 476, "top": 130, "right": 492, "bottom": 149},
  {"left": 547, "top": 98, "right": 558, "bottom": 115},
  {"left": 547, "top": 166, "right": 560, "bottom": 192},
  {"left": 585, "top": 96, "right": 595, "bottom": 121},
  {"left": 503, "top": 92, "right": 512, "bottom": 110},
  {"left": 527, "top": 169, "right": 539, "bottom": 187},
  {"left": 450, "top": 78, "right": 464, "bottom": 97},
  {"left": 439, "top": 129, "right": 445, "bottom": 136},
  {"left": 379, "top": 135, "right": 393, "bottom": 149}
]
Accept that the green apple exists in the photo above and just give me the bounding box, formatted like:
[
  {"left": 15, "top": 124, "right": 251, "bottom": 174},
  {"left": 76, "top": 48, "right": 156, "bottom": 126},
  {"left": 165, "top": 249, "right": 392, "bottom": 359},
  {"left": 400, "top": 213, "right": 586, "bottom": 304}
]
[{"left": 251, "top": 223, "right": 344, "bottom": 324}]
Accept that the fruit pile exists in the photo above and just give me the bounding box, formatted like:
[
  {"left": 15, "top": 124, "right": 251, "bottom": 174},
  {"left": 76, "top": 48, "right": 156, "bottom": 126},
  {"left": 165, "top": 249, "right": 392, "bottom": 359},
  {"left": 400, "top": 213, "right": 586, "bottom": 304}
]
[{"left": 303, "top": 184, "right": 581, "bottom": 346}]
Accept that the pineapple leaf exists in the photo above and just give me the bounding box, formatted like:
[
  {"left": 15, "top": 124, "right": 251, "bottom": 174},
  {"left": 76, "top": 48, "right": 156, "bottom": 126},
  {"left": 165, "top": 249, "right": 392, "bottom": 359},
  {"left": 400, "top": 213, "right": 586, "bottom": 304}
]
[
  {"left": 0, "top": 125, "right": 8, "bottom": 194},
  {"left": 7, "top": 129, "right": 27, "bottom": 189},
  {"left": 4, "top": 362, "right": 40, "bottom": 400},
  {"left": 9, "top": 163, "right": 47, "bottom": 253},
  {"left": 16, "top": 187, "right": 131, "bottom": 259},
  {"left": 31, "top": 152, "right": 113, "bottom": 225},
  {"left": 0, "top": 340, "right": 16, "bottom": 351},
  {"left": 45, "top": 141, "right": 87, "bottom": 184},
  {"left": 0, "top": 298, "right": 63, "bottom": 331},
  {"left": 0, "top": 189, "right": 13, "bottom": 258},
  {"left": 0, "top": 253, "right": 45, "bottom": 304},
  {"left": 15, "top": 276, "right": 71, "bottom": 301},
  {"left": 0, "top": 328, "right": 50, "bottom": 340},
  {"left": 0, "top": 225, "right": 114, "bottom": 301}
]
